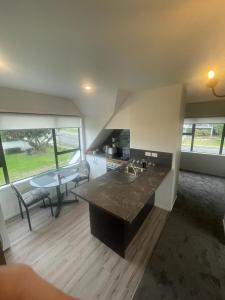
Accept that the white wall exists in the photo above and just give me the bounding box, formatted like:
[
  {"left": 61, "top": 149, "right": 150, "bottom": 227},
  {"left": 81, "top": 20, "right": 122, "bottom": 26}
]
[
  {"left": 106, "top": 84, "right": 184, "bottom": 211},
  {"left": 155, "top": 170, "right": 174, "bottom": 211},
  {"left": 84, "top": 113, "right": 111, "bottom": 149},
  {"left": 84, "top": 90, "right": 133, "bottom": 150},
  {"left": 107, "top": 85, "right": 183, "bottom": 153},
  {"left": 180, "top": 152, "right": 225, "bottom": 177},
  {"left": 0, "top": 87, "right": 81, "bottom": 116}
]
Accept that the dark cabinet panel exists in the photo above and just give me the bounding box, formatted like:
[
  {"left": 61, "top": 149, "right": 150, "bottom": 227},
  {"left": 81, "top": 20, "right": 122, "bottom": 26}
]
[{"left": 89, "top": 194, "right": 155, "bottom": 258}]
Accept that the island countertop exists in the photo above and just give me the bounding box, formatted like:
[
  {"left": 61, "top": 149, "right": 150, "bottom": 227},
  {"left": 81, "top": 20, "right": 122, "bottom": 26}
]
[{"left": 74, "top": 166, "right": 170, "bottom": 223}]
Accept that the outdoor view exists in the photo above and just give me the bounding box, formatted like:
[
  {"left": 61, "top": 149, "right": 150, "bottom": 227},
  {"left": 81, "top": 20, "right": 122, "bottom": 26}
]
[
  {"left": 0, "top": 168, "right": 5, "bottom": 186},
  {"left": 55, "top": 128, "right": 80, "bottom": 167},
  {"left": 182, "top": 123, "right": 224, "bottom": 155},
  {"left": 0, "top": 127, "right": 80, "bottom": 184}
]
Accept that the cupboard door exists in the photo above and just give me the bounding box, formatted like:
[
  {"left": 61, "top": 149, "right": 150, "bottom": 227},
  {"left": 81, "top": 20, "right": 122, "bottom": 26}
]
[{"left": 86, "top": 155, "right": 106, "bottom": 179}]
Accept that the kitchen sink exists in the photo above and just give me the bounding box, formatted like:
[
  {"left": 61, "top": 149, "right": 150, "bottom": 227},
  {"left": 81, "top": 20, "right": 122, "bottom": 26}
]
[{"left": 111, "top": 165, "right": 144, "bottom": 184}]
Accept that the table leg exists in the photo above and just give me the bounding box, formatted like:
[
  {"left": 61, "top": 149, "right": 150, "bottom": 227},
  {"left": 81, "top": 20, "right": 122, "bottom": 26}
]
[
  {"left": 40, "top": 185, "right": 79, "bottom": 217},
  {"left": 54, "top": 186, "right": 62, "bottom": 218}
]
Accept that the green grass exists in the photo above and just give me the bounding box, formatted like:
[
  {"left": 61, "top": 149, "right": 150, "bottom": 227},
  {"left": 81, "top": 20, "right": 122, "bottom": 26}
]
[
  {"left": 0, "top": 147, "right": 71, "bottom": 185},
  {"left": 182, "top": 137, "right": 221, "bottom": 148}
]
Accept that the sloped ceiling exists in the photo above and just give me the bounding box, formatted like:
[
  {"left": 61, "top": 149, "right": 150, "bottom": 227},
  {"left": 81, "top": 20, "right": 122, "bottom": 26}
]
[{"left": 0, "top": 0, "right": 225, "bottom": 116}]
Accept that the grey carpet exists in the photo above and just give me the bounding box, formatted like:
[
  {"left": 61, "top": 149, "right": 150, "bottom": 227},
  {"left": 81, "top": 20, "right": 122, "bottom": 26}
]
[{"left": 133, "top": 171, "right": 225, "bottom": 300}]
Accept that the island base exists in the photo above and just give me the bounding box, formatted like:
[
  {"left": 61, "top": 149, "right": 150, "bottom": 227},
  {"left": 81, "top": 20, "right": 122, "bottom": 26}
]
[{"left": 89, "top": 194, "right": 155, "bottom": 258}]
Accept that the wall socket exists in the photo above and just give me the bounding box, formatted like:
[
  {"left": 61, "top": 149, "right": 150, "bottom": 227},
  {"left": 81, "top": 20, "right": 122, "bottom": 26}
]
[
  {"left": 145, "top": 151, "right": 151, "bottom": 157},
  {"left": 151, "top": 152, "right": 158, "bottom": 158},
  {"left": 145, "top": 151, "right": 158, "bottom": 158}
]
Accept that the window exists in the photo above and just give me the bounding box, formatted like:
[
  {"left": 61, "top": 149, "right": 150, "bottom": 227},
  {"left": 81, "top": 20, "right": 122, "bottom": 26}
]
[
  {"left": 181, "top": 124, "right": 194, "bottom": 152},
  {"left": 193, "top": 124, "right": 223, "bottom": 154},
  {"left": 1, "top": 129, "right": 56, "bottom": 182},
  {"left": 55, "top": 128, "right": 80, "bottom": 151},
  {"left": 0, "top": 127, "right": 81, "bottom": 184},
  {"left": 57, "top": 150, "right": 81, "bottom": 168},
  {"left": 54, "top": 128, "right": 80, "bottom": 168},
  {"left": 181, "top": 120, "right": 225, "bottom": 156}
]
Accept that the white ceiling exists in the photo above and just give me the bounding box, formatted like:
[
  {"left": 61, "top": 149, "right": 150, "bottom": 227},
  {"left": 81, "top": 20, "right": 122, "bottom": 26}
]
[{"left": 0, "top": 0, "right": 225, "bottom": 115}]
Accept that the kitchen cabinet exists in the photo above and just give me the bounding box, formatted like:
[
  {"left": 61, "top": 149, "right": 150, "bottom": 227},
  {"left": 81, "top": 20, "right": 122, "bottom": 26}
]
[{"left": 86, "top": 155, "right": 107, "bottom": 179}]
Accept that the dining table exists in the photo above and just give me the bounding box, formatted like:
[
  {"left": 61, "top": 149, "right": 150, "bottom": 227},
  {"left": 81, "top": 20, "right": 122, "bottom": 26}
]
[{"left": 30, "top": 166, "right": 79, "bottom": 217}]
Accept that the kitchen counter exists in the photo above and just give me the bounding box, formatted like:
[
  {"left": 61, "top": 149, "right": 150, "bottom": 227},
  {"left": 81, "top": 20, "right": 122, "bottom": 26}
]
[
  {"left": 75, "top": 165, "right": 170, "bottom": 223},
  {"left": 74, "top": 165, "right": 170, "bottom": 257}
]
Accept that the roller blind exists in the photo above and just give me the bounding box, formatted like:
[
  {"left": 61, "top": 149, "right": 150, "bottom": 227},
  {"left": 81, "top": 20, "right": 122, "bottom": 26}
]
[
  {"left": 0, "top": 113, "right": 81, "bottom": 130},
  {"left": 184, "top": 117, "right": 225, "bottom": 124}
]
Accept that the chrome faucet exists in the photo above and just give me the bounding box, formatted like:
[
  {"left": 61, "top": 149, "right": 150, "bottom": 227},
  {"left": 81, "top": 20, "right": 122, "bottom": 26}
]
[{"left": 127, "top": 162, "right": 137, "bottom": 176}]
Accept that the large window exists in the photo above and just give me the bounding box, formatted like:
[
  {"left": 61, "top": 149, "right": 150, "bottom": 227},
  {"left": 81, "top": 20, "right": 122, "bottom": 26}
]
[
  {"left": 182, "top": 120, "right": 225, "bottom": 155},
  {"left": 0, "top": 127, "right": 81, "bottom": 184}
]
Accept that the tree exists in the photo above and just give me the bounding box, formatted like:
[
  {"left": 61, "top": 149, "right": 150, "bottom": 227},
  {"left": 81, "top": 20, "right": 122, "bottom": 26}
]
[
  {"left": 213, "top": 124, "right": 224, "bottom": 136},
  {"left": 1, "top": 129, "right": 52, "bottom": 152}
]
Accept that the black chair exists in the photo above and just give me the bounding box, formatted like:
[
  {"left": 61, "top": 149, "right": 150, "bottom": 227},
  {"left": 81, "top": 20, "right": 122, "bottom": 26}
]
[
  {"left": 74, "top": 160, "right": 90, "bottom": 185},
  {"left": 11, "top": 184, "right": 54, "bottom": 231},
  {"left": 69, "top": 160, "right": 90, "bottom": 198}
]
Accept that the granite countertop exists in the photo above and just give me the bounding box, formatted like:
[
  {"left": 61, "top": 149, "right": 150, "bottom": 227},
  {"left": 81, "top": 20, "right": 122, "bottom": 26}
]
[{"left": 74, "top": 166, "right": 170, "bottom": 223}]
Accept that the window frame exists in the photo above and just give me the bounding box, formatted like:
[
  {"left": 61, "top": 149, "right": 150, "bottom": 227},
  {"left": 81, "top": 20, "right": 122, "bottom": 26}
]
[
  {"left": 0, "top": 127, "right": 81, "bottom": 185},
  {"left": 219, "top": 124, "right": 225, "bottom": 155},
  {"left": 181, "top": 124, "right": 195, "bottom": 152},
  {"left": 0, "top": 135, "right": 9, "bottom": 185}
]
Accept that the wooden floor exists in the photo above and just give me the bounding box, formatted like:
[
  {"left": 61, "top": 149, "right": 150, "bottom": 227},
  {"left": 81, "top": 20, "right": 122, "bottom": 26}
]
[{"left": 5, "top": 200, "right": 168, "bottom": 300}]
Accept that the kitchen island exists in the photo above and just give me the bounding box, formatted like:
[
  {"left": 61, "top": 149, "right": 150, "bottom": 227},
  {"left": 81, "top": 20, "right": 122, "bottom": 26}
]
[{"left": 74, "top": 165, "right": 170, "bottom": 257}]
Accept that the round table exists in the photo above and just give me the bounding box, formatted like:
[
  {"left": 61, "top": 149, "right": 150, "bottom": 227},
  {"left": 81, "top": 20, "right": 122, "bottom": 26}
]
[{"left": 30, "top": 166, "right": 79, "bottom": 217}]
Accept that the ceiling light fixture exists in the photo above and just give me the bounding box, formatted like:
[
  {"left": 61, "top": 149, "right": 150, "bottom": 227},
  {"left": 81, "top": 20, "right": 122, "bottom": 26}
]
[
  {"left": 84, "top": 85, "right": 92, "bottom": 91},
  {"left": 82, "top": 83, "right": 93, "bottom": 92},
  {"left": 0, "top": 59, "right": 11, "bottom": 72},
  {"left": 206, "top": 69, "right": 225, "bottom": 97}
]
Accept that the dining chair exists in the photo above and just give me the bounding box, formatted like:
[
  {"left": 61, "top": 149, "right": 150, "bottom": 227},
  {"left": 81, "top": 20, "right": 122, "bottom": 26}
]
[
  {"left": 0, "top": 235, "right": 6, "bottom": 265},
  {"left": 69, "top": 160, "right": 90, "bottom": 199},
  {"left": 11, "top": 184, "right": 54, "bottom": 231},
  {"left": 74, "top": 160, "right": 90, "bottom": 185}
]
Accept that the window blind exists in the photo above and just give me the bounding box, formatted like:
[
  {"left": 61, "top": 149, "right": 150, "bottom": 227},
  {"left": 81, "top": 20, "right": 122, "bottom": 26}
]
[
  {"left": 184, "top": 117, "right": 225, "bottom": 124},
  {"left": 0, "top": 113, "right": 81, "bottom": 130}
]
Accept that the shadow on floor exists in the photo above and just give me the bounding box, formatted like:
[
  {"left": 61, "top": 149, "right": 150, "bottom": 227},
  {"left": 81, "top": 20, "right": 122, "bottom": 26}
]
[{"left": 133, "top": 171, "right": 225, "bottom": 300}]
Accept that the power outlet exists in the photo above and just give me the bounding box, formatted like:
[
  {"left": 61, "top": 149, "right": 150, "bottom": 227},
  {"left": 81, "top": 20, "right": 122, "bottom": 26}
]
[
  {"left": 151, "top": 152, "right": 158, "bottom": 158},
  {"left": 145, "top": 151, "right": 151, "bottom": 157}
]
